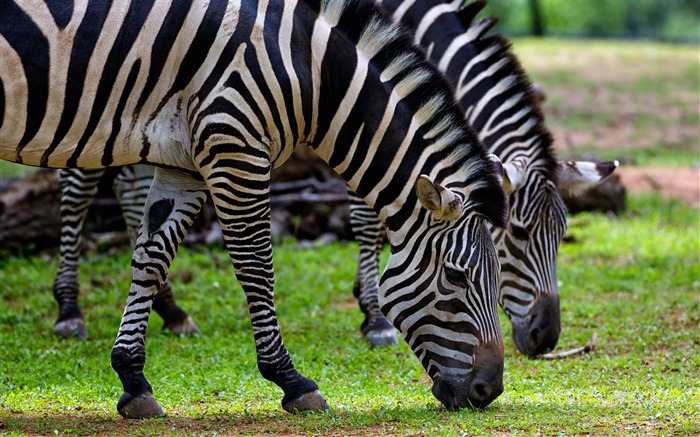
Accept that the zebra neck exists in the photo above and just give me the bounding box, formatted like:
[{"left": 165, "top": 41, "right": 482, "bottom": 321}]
[
  {"left": 302, "top": 0, "right": 508, "bottom": 239},
  {"left": 300, "top": 4, "right": 430, "bottom": 235},
  {"left": 381, "top": 0, "right": 558, "bottom": 173}
]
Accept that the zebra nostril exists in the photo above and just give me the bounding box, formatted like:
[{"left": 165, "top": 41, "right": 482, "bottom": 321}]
[
  {"left": 467, "top": 376, "right": 503, "bottom": 409},
  {"left": 471, "top": 380, "right": 488, "bottom": 399}
]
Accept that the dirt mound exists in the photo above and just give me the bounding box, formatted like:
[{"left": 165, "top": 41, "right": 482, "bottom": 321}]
[{"left": 616, "top": 166, "right": 699, "bottom": 208}]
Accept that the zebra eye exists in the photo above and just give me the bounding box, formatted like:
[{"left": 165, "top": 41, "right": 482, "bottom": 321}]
[
  {"left": 510, "top": 224, "right": 530, "bottom": 241},
  {"left": 443, "top": 266, "right": 467, "bottom": 287}
]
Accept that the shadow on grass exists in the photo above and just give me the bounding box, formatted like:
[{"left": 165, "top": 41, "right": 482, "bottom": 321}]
[
  {"left": 1, "top": 407, "right": 448, "bottom": 437},
  {"left": 3, "top": 400, "right": 693, "bottom": 436}
]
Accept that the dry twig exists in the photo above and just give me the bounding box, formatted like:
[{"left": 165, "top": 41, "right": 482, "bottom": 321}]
[{"left": 539, "top": 333, "right": 598, "bottom": 360}]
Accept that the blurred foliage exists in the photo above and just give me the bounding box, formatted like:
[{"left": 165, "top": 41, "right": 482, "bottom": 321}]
[{"left": 482, "top": 0, "right": 700, "bottom": 43}]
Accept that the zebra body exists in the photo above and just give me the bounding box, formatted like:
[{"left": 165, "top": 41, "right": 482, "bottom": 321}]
[
  {"left": 349, "top": 0, "right": 618, "bottom": 353},
  {"left": 1, "top": 0, "right": 507, "bottom": 416},
  {"left": 24, "top": 0, "right": 615, "bottom": 354}
]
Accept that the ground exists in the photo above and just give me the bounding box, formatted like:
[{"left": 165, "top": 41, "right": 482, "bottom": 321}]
[
  {"left": 616, "top": 166, "right": 699, "bottom": 208},
  {"left": 513, "top": 39, "right": 699, "bottom": 209}
]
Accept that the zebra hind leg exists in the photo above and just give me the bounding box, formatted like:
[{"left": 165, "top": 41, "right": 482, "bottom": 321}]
[
  {"left": 113, "top": 165, "right": 200, "bottom": 336},
  {"left": 53, "top": 169, "right": 106, "bottom": 338},
  {"left": 110, "top": 168, "right": 208, "bottom": 419},
  {"left": 152, "top": 281, "right": 199, "bottom": 335},
  {"left": 348, "top": 195, "right": 398, "bottom": 347},
  {"left": 353, "top": 276, "right": 397, "bottom": 347}
]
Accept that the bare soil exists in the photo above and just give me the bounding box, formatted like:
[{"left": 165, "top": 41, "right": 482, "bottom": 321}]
[{"left": 616, "top": 166, "right": 700, "bottom": 208}]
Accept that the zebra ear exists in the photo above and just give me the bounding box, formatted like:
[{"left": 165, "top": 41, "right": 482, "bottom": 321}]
[
  {"left": 486, "top": 154, "right": 504, "bottom": 186},
  {"left": 559, "top": 160, "right": 619, "bottom": 195},
  {"left": 416, "top": 175, "right": 463, "bottom": 221},
  {"left": 502, "top": 161, "right": 527, "bottom": 195}
]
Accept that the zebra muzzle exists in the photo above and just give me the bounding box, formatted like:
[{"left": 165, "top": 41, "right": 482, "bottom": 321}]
[{"left": 431, "top": 371, "right": 503, "bottom": 410}]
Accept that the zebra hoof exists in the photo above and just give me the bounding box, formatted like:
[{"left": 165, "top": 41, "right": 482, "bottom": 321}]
[
  {"left": 54, "top": 318, "right": 88, "bottom": 339},
  {"left": 117, "top": 392, "right": 165, "bottom": 419},
  {"left": 164, "top": 316, "right": 200, "bottom": 335},
  {"left": 282, "top": 390, "right": 330, "bottom": 413},
  {"left": 365, "top": 328, "right": 398, "bottom": 348}
]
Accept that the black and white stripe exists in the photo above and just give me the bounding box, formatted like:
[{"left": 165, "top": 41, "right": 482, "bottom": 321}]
[
  {"left": 1, "top": 0, "right": 507, "bottom": 415},
  {"left": 52, "top": 166, "right": 198, "bottom": 339},
  {"left": 348, "top": 0, "right": 618, "bottom": 355}
]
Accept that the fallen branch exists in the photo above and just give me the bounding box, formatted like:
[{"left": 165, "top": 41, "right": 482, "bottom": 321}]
[
  {"left": 86, "top": 231, "right": 131, "bottom": 248},
  {"left": 270, "top": 177, "right": 346, "bottom": 194},
  {"left": 539, "top": 333, "right": 598, "bottom": 360},
  {"left": 269, "top": 192, "right": 349, "bottom": 206}
]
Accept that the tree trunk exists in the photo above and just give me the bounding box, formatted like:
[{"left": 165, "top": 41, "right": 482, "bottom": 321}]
[
  {"left": 529, "top": 0, "right": 545, "bottom": 36},
  {"left": 0, "top": 150, "right": 627, "bottom": 253}
]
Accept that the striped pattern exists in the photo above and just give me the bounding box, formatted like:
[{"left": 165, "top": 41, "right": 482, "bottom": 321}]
[
  {"left": 52, "top": 166, "right": 197, "bottom": 339},
  {"left": 348, "top": 0, "right": 567, "bottom": 355},
  {"left": 391, "top": 0, "right": 567, "bottom": 356},
  {"left": 1, "top": 0, "right": 507, "bottom": 414}
]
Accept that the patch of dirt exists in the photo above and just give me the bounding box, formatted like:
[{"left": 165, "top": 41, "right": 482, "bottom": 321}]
[
  {"left": 616, "top": 166, "right": 700, "bottom": 208},
  {"left": 0, "top": 413, "right": 395, "bottom": 437}
]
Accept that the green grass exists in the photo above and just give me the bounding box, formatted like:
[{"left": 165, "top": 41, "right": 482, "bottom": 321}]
[
  {"left": 0, "top": 162, "right": 36, "bottom": 179},
  {"left": 1, "top": 194, "right": 698, "bottom": 436}
]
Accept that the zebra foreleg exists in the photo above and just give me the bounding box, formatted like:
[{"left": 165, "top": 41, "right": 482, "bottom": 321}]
[
  {"left": 53, "top": 169, "right": 106, "bottom": 338},
  {"left": 111, "top": 168, "right": 208, "bottom": 419},
  {"left": 206, "top": 167, "right": 330, "bottom": 413},
  {"left": 113, "top": 166, "right": 199, "bottom": 336},
  {"left": 348, "top": 195, "right": 398, "bottom": 347}
]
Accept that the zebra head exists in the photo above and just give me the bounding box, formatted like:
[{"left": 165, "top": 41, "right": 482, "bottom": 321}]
[
  {"left": 378, "top": 163, "right": 507, "bottom": 410},
  {"left": 496, "top": 159, "right": 618, "bottom": 356}
]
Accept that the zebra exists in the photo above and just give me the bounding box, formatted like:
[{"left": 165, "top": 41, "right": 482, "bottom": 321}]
[
  {"left": 348, "top": 0, "right": 619, "bottom": 354},
  {"left": 53, "top": 166, "right": 199, "bottom": 338},
  {"left": 1, "top": 0, "right": 509, "bottom": 416},
  {"left": 46, "top": 0, "right": 617, "bottom": 354}
]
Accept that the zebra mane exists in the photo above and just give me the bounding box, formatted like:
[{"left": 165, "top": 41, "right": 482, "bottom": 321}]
[
  {"left": 452, "top": 1, "right": 559, "bottom": 184},
  {"left": 319, "top": 0, "right": 508, "bottom": 228}
]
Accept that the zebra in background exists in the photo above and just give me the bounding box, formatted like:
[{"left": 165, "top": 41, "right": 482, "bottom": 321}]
[
  {"left": 349, "top": 0, "right": 619, "bottom": 354},
  {"left": 53, "top": 166, "right": 198, "bottom": 338},
  {"left": 1, "top": 0, "right": 508, "bottom": 417}
]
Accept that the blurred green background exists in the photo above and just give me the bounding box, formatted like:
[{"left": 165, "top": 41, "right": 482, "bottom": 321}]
[{"left": 483, "top": 0, "right": 700, "bottom": 43}]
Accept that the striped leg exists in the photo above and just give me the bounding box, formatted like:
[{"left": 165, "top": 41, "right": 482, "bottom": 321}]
[
  {"left": 348, "top": 192, "right": 397, "bottom": 347},
  {"left": 204, "top": 161, "right": 329, "bottom": 414},
  {"left": 53, "top": 167, "right": 198, "bottom": 339},
  {"left": 113, "top": 166, "right": 199, "bottom": 335},
  {"left": 53, "top": 169, "right": 105, "bottom": 338},
  {"left": 111, "top": 168, "right": 207, "bottom": 419}
]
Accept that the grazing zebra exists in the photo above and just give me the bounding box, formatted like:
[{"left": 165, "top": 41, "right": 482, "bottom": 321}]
[
  {"left": 349, "top": 0, "right": 619, "bottom": 354},
  {"left": 1, "top": 0, "right": 508, "bottom": 417},
  {"left": 53, "top": 166, "right": 199, "bottom": 338},
  {"left": 47, "top": 0, "right": 617, "bottom": 354}
]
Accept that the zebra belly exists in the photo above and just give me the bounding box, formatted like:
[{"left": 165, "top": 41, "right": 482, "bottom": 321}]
[{"left": 0, "top": 106, "right": 193, "bottom": 171}]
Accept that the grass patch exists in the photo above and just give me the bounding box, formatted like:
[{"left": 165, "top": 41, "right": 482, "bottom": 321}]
[
  {"left": 0, "top": 162, "right": 36, "bottom": 179},
  {"left": 1, "top": 194, "right": 698, "bottom": 436}
]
